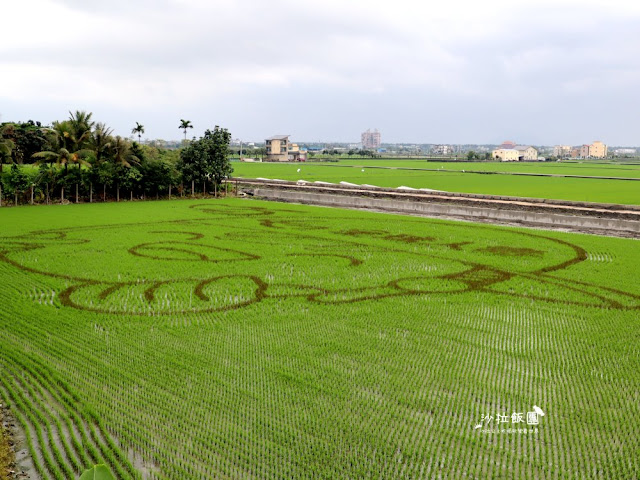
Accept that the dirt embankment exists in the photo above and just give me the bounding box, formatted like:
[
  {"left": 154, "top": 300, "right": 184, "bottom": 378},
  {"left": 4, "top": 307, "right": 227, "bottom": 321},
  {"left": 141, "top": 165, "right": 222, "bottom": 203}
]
[
  {"left": 0, "top": 404, "right": 33, "bottom": 480},
  {"left": 1, "top": 406, "right": 14, "bottom": 480}
]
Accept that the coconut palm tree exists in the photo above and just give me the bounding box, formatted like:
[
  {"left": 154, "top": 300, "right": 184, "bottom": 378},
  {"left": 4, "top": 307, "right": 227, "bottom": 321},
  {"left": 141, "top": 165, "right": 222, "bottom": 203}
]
[
  {"left": 110, "top": 136, "right": 140, "bottom": 202},
  {"left": 68, "top": 110, "right": 94, "bottom": 148},
  {"left": 131, "top": 122, "right": 145, "bottom": 144},
  {"left": 111, "top": 136, "right": 140, "bottom": 168},
  {"left": 32, "top": 122, "right": 92, "bottom": 172},
  {"left": 32, "top": 123, "right": 93, "bottom": 203},
  {"left": 32, "top": 147, "right": 76, "bottom": 171},
  {"left": 86, "top": 123, "right": 113, "bottom": 202},
  {"left": 179, "top": 119, "right": 193, "bottom": 141},
  {"left": 31, "top": 145, "right": 91, "bottom": 203},
  {"left": 90, "top": 123, "right": 113, "bottom": 164}
]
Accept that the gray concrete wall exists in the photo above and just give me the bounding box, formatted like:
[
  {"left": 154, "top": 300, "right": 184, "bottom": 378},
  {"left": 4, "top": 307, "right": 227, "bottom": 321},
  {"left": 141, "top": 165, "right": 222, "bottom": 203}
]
[
  {"left": 232, "top": 177, "right": 640, "bottom": 213},
  {"left": 252, "top": 188, "right": 640, "bottom": 235}
]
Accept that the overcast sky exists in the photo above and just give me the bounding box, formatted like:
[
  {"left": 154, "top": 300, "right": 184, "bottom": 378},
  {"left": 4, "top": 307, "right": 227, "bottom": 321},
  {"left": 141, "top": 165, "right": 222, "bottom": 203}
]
[{"left": 1, "top": 0, "right": 639, "bottom": 145}]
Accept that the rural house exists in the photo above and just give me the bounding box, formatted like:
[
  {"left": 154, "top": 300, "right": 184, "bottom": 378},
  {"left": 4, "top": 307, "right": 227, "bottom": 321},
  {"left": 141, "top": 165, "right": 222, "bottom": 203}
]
[
  {"left": 492, "top": 145, "right": 538, "bottom": 161},
  {"left": 265, "top": 135, "right": 307, "bottom": 162}
]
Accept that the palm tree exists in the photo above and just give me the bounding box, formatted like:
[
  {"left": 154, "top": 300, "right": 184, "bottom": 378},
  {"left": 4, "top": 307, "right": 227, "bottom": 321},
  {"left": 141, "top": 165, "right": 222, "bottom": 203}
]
[
  {"left": 131, "top": 122, "right": 145, "bottom": 143},
  {"left": 111, "top": 136, "right": 140, "bottom": 168},
  {"left": 68, "top": 110, "right": 94, "bottom": 148},
  {"left": 110, "top": 136, "right": 140, "bottom": 202},
  {"left": 48, "top": 119, "right": 90, "bottom": 154},
  {"left": 33, "top": 123, "right": 92, "bottom": 172},
  {"left": 179, "top": 119, "right": 193, "bottom": 141},
  {"left": 32, "top": 123, "right": 92, "bottom": 203},
  {"left": 32, "top": 146, "right": 91, "bottom": 203},
  {"left": 90, "top": 123, "right": 113, "bottom": 164},
  {"left": 87, "top": 123, "right": 113, "bottom": 203},
  {"left": 32, "top": 148, "right": 76, "bottom": 171}
]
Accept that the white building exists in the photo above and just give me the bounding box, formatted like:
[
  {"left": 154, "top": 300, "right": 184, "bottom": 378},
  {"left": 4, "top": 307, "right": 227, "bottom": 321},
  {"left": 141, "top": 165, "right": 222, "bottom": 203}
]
[
  {"left": 614, "top": 148, "right": 636, "bottom": 156},
  {"left": 492, "top": 145, "right": 538, "bottom": 161},
  {"left": 514, "top": 145, "right": 538, "bottom": 161},
  {"left": 431, "top": 144, "right": 455, "bottom": 155},
  {"left": 492, "top": 149, "right": 519, "bottom": 161}
]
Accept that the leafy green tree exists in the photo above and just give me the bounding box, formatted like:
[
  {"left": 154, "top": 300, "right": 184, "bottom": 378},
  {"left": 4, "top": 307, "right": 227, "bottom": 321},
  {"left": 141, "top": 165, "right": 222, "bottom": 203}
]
[
  {"left": 5, "top": 163, "right": 29, "bottom": 205},
  {"left": 1, "top": 121, "right": 48, "bottom": 165},
  {"left": 117, "top": 164, "right": 142, "bottom": 201},
  {"left": 36, "top": 162, "right": 58, "bottom": 203},
  {"left": 178, "top": 126, "right": 232, "bottom": 194},
  {"left": 141, "top": 158, "right": 175, "bottom": 199},
  {"left": 179, "top": 119, "right": 193, "bottom": 141},
  {"left": 0, "top": 137, "right": 14, "bottom": 173},
  {"left": 89, "top": 160, "right": 115, "bottom": 201},
  {"left": 179, "top": 138, "right": 209, "bottom": 194},
  {"left": 64, "top": 166, "right": 89, "bottom": 203},
  {"left": 131, "top": 122, "right": 145, "bottom": 143}
]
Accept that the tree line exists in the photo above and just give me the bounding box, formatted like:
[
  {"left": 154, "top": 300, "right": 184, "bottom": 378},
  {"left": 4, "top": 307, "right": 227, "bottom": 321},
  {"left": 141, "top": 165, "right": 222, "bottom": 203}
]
[{"left": 0, "top": 112, "right": 232, "bottom": 206}]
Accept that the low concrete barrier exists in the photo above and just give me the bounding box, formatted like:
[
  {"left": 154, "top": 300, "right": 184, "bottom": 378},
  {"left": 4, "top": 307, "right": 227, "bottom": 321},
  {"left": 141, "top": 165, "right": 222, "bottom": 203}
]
[
  {"left": 252, "top": 187, "right": 640, "bottom": 236},
  {"left": 231, "top": 177, "right": 640, "bottom": 213}
]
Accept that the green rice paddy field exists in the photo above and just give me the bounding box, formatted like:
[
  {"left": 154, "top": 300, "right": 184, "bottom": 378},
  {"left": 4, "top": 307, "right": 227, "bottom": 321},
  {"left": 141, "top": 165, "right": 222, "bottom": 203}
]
[
  {"left": 1, "top": 198, "right": 639, "bottom": 478},
  {"left": 232, "top": 160, "right": 640, "bottom": 205}
]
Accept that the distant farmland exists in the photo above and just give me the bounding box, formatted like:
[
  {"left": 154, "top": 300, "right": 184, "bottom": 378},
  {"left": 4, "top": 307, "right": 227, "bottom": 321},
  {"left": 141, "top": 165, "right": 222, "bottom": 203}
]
[
  {"left": 1, "top": 198, "right": 639, "bottom": 478},
  {"left": 232, "top": 160, "right": 640, "bottom": 205}
]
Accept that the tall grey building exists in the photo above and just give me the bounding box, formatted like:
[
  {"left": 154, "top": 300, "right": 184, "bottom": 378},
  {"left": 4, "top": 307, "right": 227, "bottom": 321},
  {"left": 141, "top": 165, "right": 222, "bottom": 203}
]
[{"left": 361, "top": 129, "right": 381, "bottom": 149}]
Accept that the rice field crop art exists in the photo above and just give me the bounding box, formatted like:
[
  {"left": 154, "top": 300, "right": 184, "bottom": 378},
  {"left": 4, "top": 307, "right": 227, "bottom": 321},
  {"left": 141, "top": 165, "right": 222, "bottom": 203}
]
[{"left": 0, "top": 198, "right": 639, "bottom": 479}]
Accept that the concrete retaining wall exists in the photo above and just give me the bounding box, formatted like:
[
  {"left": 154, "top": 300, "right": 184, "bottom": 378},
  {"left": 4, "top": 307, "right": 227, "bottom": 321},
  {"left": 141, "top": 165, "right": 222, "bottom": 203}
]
[
  {"left": 252, "top": 188, "right": 640, "bottom": 235},
  {"left": 232, "top": 177, "right": 640, "bottom": 213}
]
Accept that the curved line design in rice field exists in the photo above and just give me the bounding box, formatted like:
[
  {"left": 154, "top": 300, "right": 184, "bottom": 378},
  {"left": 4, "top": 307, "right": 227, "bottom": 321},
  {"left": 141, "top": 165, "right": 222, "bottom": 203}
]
[{"left": 1, "top": 203, "right": 638, "bottom": 316}]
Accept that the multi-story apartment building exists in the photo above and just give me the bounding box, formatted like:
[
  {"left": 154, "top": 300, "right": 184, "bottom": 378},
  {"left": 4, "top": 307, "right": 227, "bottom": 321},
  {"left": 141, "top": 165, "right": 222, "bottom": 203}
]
[
  {"left": 589, "top": 141, "right": 607, "bottom": 158},
  {"left": 553, "top": 145, "right": 572, "bottom": 158},
  {"left": 361, "top": 129, "right": 381, "bottom": 150},
  {"left": 265, "top": 135, "right": 306, "bottom": 162},
  {"left": 565, "top": 141, "right": 608, "bottom": 159}
]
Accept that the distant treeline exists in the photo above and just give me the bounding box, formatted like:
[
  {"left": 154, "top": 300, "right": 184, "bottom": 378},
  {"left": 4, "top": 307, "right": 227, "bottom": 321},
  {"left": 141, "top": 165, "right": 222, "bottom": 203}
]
[{"left": 0, "top": 112, "right": 232, "bottom": 206}]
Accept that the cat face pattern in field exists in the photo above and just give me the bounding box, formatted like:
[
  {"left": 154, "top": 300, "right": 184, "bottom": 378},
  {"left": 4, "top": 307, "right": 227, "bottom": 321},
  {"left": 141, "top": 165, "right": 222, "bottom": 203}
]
[{"left": 1, "top": 203, "right": 638, "bottom": 315}]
